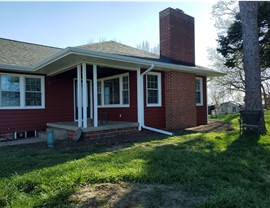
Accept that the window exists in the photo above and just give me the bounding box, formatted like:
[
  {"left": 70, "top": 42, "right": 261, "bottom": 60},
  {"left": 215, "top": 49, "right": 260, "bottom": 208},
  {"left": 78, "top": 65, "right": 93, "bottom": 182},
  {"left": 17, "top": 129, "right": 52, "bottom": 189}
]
[
  {"left": 196, "top": 77, "right": 203, "bottom": 106},
  {"left": 25, "top": 78, "right": 42, "bottom": 106},
  {"left": 122, "top": 76, "right": 129, "bottom": 105},
  {"left": 104, "top": 78, "right": 120, "bottom": 105},
  {"left": 0, "top": 73, "right": 45, "bottom": 109},
  {"left": 1, "top": 75, "right": 20, "bottom": 107},
  {"left": 98, "top": 73, "right": 129, "bottom": 107},
  {"left": 97, "top": 81, "right": 102, "bottom": 106},
  {"left": 146, "top": 72, "right": 161, "bottom": 107}
]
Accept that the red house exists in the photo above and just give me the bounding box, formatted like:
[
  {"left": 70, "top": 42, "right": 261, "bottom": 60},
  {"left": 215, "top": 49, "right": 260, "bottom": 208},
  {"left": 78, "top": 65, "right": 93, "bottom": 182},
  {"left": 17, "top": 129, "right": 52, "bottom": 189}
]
[{"left": 0, "top": 8, "right": 222, "bottom": 140}]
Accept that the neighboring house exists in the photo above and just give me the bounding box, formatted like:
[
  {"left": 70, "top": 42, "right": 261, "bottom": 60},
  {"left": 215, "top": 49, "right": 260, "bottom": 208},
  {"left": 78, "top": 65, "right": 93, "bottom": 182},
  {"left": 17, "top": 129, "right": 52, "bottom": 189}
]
[
  {"left": 0, "top": 8, "right": 222, "bottom": 140},
  {"left": 217, "top": 102, "right": 243, "bottom": 115}
]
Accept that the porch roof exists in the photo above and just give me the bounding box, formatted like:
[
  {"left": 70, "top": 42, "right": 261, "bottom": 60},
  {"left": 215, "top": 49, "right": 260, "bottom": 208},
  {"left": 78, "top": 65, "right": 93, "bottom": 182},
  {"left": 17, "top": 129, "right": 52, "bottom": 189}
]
[
  {"left": 35, "top": 47, "right": 224, "bottom": 77},
  {"left": 0, "top": 38, "right": 224, "bottom": 77}
]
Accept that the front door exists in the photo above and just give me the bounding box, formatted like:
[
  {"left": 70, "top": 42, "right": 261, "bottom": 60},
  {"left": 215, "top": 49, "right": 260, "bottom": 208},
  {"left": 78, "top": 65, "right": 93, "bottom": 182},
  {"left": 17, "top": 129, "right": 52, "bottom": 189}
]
[{"left": 74, "top": 79, "right": 92, "bottom": 120}]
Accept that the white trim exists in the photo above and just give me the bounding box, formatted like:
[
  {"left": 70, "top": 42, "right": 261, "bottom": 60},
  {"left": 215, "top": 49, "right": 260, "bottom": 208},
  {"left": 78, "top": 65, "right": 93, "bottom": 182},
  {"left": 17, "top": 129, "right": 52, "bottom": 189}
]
[
  {"left": 97, "top": 72, "right": 130, "bottom": 108},
  {"left": 77, "top": 65, "right": 82, "bottom": 128},
  {"left": 196, "top": 77, "right": 203, "bottom": 106},
  {"left": 0, "top": 73, "right": 45, "bottom": 109},
  {"left": 90, "top": 80, "right": 93, "bottom": 119},
  {"left": 137, "top": 68, "right": 142, "bottom": 131},
  {"left": 73, "top": 78, "right": 92, "bottom": 121},
  {"left": 33, "top": 47, "right": 224, "bottom": 77},
  {"left": 93, "top": 65, "right": 98, "bottom": 127},
  {"left": 82, "top": 63, "right": 87, "bottom": 128},
  {"left": 146, "top": 72, "right": 162, "bottom": 107},
  {"left": 20, "top": 76, "right": 25, "bottom": 107}
]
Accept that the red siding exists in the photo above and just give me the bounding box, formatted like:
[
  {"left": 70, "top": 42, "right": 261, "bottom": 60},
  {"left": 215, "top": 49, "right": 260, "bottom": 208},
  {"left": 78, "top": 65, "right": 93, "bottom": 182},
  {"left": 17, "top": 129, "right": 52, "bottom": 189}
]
[
  {"left": 0, "top": 68, "right": 207, "bottom": 134},
  {"left": 196, "top": 76, "right": 207, "bottom": 125},
  {"left": 144, "top": 71, "right": 166, "bottom": 129},
  {"left": 98, "top": 71, "right": 137, "bottom": 122},
  {"left": 0, "top": 73, "right": 74, "bottom": 133}
]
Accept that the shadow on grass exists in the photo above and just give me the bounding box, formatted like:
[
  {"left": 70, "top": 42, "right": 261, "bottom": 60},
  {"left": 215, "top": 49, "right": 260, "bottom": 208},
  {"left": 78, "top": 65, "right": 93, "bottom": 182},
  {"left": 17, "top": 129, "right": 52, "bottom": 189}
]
[
  {"left": 0, "top": 131, "right": 168, "bottom": 179},
  {"left": 113, "top": 132, "right": 270, "bottom": 207},
  {"left": 2, "top": 120, "right": 270, "bottom": 207}
]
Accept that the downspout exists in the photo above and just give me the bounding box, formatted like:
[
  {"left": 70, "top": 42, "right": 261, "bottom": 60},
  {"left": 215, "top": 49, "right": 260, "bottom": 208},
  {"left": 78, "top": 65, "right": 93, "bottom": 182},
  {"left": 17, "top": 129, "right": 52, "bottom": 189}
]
[{"left": 140, "top": 64, "right": 174, "bottom": 136}]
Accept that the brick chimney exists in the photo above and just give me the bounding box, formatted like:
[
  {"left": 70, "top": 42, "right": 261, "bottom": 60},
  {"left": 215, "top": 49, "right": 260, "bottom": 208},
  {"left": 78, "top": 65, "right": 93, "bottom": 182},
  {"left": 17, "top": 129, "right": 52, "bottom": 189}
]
[{"left": 160, "top": 7, "right": 195, "bottom": 66}]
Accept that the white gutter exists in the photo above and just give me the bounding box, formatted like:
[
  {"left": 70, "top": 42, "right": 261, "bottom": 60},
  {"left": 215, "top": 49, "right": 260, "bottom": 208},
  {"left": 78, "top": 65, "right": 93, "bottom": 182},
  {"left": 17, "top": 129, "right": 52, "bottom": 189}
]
[
  {"left": 142, "top": 125, "right": 174, "bottom": 136},
  {"left": 140, "top": 64, "right": 174, "bottom": 136},
  {"left": 0, "top": 64, "right": 33, "bottom": 71}
]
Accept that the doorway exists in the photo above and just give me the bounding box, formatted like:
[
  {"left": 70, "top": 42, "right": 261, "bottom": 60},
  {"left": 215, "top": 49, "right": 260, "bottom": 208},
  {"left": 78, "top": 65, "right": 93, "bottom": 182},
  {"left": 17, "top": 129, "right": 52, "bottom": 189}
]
[{"left": 74, "top": 79, "right": 92, "bottom": 120}]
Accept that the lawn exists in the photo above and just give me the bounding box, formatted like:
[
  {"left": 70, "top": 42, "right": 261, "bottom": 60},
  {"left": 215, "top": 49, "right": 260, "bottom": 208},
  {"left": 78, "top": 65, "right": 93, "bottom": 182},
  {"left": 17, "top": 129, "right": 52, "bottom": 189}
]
[{"left": 0, "top": 113, "right": 270, "bottom": 207}]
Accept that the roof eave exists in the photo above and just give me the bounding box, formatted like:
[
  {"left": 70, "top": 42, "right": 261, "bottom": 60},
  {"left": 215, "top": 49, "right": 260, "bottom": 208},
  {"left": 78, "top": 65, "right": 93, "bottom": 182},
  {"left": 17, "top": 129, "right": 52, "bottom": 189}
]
[
  {"left": 0, "top": 64, "right": 34, "bottom": 72},
  {"left": 33, "top": 47, "right": 225, "bottom": 77}
]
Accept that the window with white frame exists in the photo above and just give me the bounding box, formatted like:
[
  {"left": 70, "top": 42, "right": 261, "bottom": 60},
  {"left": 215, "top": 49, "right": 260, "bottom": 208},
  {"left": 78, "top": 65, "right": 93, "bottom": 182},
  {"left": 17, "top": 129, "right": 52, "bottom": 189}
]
[
  {"left": 196, "top": 77, "right": 203, "bottom": 106},
  {"left": 0, "top": 73, "right": 45, "bottom": 109},
  {"left": 104, "top": 78, "right": 120, "bottom": 105},
  {"left": 25, "top": 77, "right": 42, "bottom": 106},
  {"left": 98, "top": 73, "right": 129, "bottom": 107},
  {"left": 1, "top": 75, "right": 20, "bottom": 107},
  {"left": 97, "top": 81, "right": 102, "bottom": 106},
  {"left": 146, "top": 72, "right": 162, "bottom": 107},
  {"left": 122, "top": 76, "right": 129, "bottom": 105}
]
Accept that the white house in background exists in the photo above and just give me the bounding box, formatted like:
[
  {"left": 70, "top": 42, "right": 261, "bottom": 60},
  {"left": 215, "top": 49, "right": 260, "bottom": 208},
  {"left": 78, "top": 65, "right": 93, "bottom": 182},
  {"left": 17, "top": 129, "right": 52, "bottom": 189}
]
[{"left": 217, "top": 101, "right": 243, "bottom": 115}]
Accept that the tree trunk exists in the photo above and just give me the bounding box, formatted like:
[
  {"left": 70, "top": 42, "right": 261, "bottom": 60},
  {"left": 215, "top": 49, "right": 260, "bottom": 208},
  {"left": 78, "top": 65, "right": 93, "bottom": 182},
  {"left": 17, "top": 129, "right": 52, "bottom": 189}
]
[{"left": 239, "top": 1, "right": 267, "bottom": 134}]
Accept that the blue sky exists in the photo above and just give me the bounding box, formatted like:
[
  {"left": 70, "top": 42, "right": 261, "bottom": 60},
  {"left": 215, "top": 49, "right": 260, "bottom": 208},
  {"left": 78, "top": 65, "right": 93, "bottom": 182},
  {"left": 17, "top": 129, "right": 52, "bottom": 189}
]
[{"left": 0, "top": 1, "right": 218, "bottom": 66}]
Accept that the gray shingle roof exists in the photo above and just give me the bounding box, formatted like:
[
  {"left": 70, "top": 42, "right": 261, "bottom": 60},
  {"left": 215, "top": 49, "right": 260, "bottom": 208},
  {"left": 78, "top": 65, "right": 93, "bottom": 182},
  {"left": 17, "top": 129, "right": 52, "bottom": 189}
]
[
  {"left": 77, "top": 41, "right": 159, "bottom": 59},
  {"left": 0, "top": 39, "right": 159, "bottom": 68},
  {"left": 0, "top": 38, "right": 62, "bottom": 67}
]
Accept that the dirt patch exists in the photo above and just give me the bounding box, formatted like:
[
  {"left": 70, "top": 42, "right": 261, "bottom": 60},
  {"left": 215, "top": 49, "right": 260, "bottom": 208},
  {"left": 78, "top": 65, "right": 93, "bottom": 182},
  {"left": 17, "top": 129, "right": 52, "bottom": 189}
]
[
  {"left": 180, "top": 121, "right": 234, "bottom": 135},
  {"left": 69, "top": 182, "right": 205, "bottom": 208}
]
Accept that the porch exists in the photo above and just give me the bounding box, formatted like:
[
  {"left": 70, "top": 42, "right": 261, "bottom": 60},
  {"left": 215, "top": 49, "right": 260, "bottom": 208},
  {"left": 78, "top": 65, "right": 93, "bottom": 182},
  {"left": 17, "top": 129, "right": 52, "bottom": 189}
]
[{"left": 47, "top": 121, "right": 138, "bottom": 140}]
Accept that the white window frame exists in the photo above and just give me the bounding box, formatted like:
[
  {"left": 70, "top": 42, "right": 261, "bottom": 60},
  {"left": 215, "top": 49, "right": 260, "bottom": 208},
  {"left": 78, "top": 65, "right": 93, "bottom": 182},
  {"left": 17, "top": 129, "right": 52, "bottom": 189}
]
[
  {"left": 196, "top": 77, "right": 203, "bottom": 106},
  {"left": 98, "top": 73, "right": 130, "bottom": 108},
  {"left": 146, "top": 72, "right": 162, "bottom": 107},
  {"left": 0, "top": 73, "right": 45, "bottom": 109}
]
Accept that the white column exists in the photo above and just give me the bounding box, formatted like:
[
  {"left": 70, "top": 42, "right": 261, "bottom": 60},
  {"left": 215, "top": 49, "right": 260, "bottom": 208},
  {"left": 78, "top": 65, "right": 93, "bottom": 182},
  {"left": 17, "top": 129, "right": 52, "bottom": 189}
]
[
  {"left": 77, "top": 65, "right": 82, "bottom": 128},
  {"left": 140, "top": 74, "right": 145, "bottom": 127},
  {"left": 137, "top": 68, "right": 142, "bottom": 131},
  {"left": 93, "top": 64, "right": 98, "bottom": 127},
  {"left": 82, "top": 63, "right": 88, "bottom": 128}
]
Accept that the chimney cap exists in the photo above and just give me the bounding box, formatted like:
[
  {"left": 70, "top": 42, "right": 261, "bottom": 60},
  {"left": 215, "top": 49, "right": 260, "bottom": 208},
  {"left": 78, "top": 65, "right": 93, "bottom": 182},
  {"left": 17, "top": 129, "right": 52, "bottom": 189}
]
[
  {"left": 159, "top": 7, "right": 194, "bottom": 22},
  {"left": 175, "top": 8, "right": 184, "bottom": 13}
]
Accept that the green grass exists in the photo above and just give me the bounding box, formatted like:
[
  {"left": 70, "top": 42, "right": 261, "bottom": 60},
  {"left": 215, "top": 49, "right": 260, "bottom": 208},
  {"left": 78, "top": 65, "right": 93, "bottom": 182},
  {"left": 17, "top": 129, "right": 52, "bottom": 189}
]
[{"left": 1, "top": 113, "right": 270, "bottom": 207}]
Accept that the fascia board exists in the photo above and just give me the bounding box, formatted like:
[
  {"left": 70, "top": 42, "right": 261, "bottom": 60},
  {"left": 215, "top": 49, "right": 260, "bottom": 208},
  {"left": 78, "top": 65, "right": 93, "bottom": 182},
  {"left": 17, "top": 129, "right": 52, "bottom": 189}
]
[
  {"left": 33, "top": 46, "right": 225, "bottom": 77},
  {"left": 0, "top": 64, "right": 33, "bottom": 72}
]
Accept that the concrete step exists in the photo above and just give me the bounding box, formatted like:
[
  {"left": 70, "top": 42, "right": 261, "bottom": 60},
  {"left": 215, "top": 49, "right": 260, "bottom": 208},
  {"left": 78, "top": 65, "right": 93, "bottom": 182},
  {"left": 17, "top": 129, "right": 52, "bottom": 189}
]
[
  {"left": 46, "top": 128, "right": 67, "bottom": 140},
  {"left": 37, "top": 131, "right": 47, "bottom": 140}
]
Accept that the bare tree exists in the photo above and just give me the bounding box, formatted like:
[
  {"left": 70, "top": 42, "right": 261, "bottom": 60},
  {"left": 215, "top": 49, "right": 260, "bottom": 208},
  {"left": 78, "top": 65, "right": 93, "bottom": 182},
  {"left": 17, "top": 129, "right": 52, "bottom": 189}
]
[
  {"left": 211, "top": 1, "right": 239, "bottom": 36},
  {"left": 239, "top": 1, "right": 266, "bottom": 134},
  {"left": 137, "top": 40, "right": 160, "bottom": 55}
]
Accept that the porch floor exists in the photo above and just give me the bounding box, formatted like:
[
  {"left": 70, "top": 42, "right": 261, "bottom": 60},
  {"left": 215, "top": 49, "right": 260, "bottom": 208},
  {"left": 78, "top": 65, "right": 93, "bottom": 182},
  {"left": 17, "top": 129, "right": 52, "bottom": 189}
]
[{"left": 47, "top": 121, "right": 138, "bottom": 132}]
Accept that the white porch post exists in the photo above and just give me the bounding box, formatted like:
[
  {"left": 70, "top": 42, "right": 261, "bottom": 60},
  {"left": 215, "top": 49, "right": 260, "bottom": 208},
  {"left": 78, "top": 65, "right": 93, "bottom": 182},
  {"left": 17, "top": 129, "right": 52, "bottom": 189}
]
[
  {"left": 93, "top": 64, "right": 98, "bottom": 127},
  {"left": 140, "top": 73, "right": 145, "bottom": 127},
  {"left": 82, "top": 63, "right": 88, "bottom": 128},
  {"left": 77, "top": 65, "right": 82, "bottom": 128},
  {"left": 137, "top": 68, "right": 142, "bottom": 131}
]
